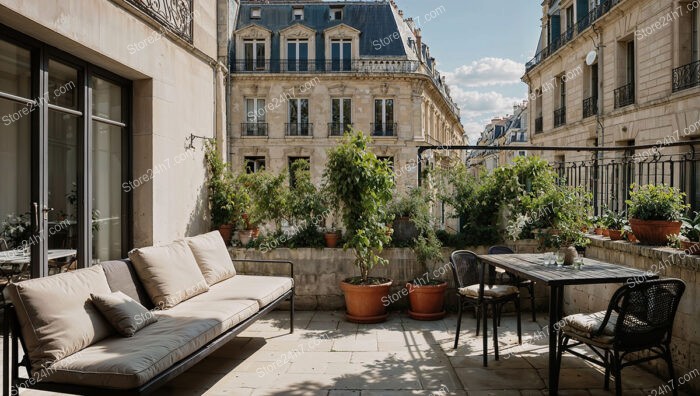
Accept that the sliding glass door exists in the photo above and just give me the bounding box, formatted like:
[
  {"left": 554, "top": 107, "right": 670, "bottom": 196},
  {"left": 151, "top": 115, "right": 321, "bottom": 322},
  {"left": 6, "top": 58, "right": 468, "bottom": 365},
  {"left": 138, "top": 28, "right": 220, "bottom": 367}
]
[{"left": 0, "top": 28, "right": 131, "bottom": 279}]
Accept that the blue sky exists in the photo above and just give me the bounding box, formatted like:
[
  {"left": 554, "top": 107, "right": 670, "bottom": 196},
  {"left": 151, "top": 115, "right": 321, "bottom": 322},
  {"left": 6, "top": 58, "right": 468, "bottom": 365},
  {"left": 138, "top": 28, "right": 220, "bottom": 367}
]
[{"left": 394, "top": 0, "right": 542, "bottom": 139}]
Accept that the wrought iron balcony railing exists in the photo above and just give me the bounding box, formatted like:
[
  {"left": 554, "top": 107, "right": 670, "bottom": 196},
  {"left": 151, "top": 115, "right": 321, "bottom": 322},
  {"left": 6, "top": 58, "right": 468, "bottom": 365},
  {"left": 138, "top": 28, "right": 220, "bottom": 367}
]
[
  {"left": 525, "top": 0, "right": 622, "bottom": 72},
  {"left": 126, "top": 0, "right": 193, "bottom": 42},
  {"left": 614, "top": 83, "right": 635, "bottom": 109},
  {"left": 286, "top": 123, "right": 313, "bottom": 137},
  {"left": 328, "top": 123, "right": 353, "bottom": 137},
  {"left": 554, "top": 106, "right": 567, "bottom": 128},
  {"left": 672, "top": 60, "right": 700, "bottom": 92},
  {"left": 232, "top": 59, "right": 420, "bottom": 74},
  {"left": 241, "top": 123, "right": 268, "bottom": 137},
  {"left": 583, "top": 96, "right": 598, "bottom": 118},
  {"left": 371, "top": 123, "right": 397, "bottom": 137},
  {"left": 535, "top": 116, "right": 543, "bottom": 134}
]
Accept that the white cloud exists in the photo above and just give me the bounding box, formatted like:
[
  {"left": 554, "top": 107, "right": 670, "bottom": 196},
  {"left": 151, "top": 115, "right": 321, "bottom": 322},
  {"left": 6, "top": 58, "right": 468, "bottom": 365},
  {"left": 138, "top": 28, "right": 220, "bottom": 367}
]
[
  {"left": 445, "top": 57, "right": 525, "bottom": 88},
  {"left": 449, "top": 87, "right": 525, "bottom": 142}
]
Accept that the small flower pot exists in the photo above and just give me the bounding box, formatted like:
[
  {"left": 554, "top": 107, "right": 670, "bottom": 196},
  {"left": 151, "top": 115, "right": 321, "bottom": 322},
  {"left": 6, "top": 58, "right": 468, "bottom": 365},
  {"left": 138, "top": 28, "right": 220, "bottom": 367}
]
[
  {"left": 324, "top": 232, "right": 340, "bottom": 248},
  {"left": 629, "top": 219, "right": 682, "bottom": 245},
  {"left": 340, "top": 278, "right": 393, "bottom": 324},
  {"left": 406, "top": 281, "right": 447, "bottom": 321},
  {"left": 602, "top": 229, "right": 610, "bottom": 237},
  {"left": 238, "top": 229, "right": 253, "bottom": 246},
  {"left": 594, "top": 227, "right": 604, "bottom": 235},
  {"left": 608, "top": 229, "right": 623, "bottom": 241},
  {"left": 680, "top": 240, "right": 700, "bottom": 255},
  {"left": 626, "top": 232, "right": 638, "bottom": 243}
]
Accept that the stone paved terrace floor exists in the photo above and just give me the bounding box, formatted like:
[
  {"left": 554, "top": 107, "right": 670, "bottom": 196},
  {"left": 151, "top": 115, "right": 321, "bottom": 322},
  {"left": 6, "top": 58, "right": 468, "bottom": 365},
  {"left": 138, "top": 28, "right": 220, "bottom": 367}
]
[{"left": 3, "top": 311, "right": 691, "bottom": 396}]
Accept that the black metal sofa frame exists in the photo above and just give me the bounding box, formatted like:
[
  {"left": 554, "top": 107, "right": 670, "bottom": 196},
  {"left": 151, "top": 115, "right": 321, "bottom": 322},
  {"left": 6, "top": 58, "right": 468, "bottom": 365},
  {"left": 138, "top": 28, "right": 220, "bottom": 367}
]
[{"left": 2, "top": 259, "right": 295, "bottom": 396}]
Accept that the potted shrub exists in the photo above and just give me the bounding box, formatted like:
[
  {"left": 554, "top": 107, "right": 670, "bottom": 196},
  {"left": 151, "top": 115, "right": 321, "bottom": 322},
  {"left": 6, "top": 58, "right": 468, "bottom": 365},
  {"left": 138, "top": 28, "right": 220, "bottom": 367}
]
[
  {"left": 324, "top": 131, "right": 395, "bottom": 323},
  {"left": 406, "top": 234, "right": 446, "bottom": 320},
  {"left": 681, "top": 211, "right": 700, "bottom": 255},
  {"left": 604, "top": 210, "right": 627, "bottom": 241},
  {"left": 626, "top": 184, "right": 689, "bottom": 245},
  {"left": 205, "top": 141, "right": 237, "bottom": 245},
  {"left": 387, "top": 191, "right": 421, "bottom": 245}
]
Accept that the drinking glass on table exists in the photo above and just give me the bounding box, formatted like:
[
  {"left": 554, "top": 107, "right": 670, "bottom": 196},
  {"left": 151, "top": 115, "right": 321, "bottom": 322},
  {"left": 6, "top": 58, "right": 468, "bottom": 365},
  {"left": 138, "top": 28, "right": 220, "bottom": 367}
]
[{"left": 555, "top": 252, "right": 565, "bottom": 267}]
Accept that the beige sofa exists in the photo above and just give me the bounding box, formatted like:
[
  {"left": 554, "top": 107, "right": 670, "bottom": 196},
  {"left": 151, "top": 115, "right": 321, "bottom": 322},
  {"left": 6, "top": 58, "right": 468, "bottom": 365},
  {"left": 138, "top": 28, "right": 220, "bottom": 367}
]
[{"left": 2, "top": 232, "right": 294, "bottom": 395}]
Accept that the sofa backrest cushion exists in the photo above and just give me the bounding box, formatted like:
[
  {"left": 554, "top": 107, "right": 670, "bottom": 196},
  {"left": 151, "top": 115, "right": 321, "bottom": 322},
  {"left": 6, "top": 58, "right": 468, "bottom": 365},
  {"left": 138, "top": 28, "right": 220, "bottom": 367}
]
[
  {"left": 128, "top": 240, "right": 209, "bottom": 309},
  {"left": 186, "top": 231, "right": 237, "bottom": 286},
  {"left": 91, "top": 291, "right": 158, "bottom": 337},
  {"left": 5, "top": 265, "right": 114, "bottom": 372},
  {"left": 101, "top": 259, "right": 154, "bottom": 309}
]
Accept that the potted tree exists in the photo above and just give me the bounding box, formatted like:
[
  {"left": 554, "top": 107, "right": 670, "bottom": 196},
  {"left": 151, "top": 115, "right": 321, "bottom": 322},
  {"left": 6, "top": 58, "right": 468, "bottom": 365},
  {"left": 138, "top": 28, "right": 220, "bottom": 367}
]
[
  {"left": 680, "top": 211, "right": 700, "bottom": 255},
  {"left": 627, "top": 184, "right": 689, "bottom": 245},
  {"left": 205, "top": 141, "right": 237, "bottom": 245},
  {"left": 324, "top": 131, "right": 395, "bottom": 323}
]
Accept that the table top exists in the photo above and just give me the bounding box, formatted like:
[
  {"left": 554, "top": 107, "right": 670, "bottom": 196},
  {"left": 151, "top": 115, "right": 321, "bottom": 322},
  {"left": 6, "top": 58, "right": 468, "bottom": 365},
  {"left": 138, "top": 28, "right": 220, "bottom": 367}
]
[
  {"left": 477, "top": 253, "right": 658, "bottom": 286},
  {"left": 0, "top": 249, "right": 77, "bottom": 265}
]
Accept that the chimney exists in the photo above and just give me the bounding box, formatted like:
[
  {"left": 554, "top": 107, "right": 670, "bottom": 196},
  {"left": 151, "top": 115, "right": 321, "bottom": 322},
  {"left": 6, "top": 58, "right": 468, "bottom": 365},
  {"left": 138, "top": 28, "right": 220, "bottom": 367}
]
[
  {"left": 398, "top": 10, "right": 403, "bottom": 18},
  {"left": 414, "top": 29, "right": 422, "bottom": 62}
]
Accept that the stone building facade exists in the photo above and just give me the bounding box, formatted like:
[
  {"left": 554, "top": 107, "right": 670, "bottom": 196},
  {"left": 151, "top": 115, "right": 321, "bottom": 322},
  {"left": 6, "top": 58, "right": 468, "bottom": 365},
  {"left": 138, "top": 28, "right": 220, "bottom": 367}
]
[
  {"left": 523, "top": 0, "right": 700, "bottom": 210},
  {"left": 228, "top": 0, "right": 464, "bottom": 194}
]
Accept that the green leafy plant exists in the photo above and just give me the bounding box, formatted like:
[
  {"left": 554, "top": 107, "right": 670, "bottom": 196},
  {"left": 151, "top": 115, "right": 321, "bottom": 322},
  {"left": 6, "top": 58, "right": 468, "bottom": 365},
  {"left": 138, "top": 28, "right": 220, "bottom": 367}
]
[
  {"left": 682, "top": 211, "right": 700, "bottom": 242},
  {"left": 602, "top": 210, "right": 628, "bottom": 231},
  {"left": 626, "top": 184, "right": 689, "bottom": 221},
  {"left": 205, "top": 141, "right": 245, "bottom": 229},
  {"left": 323, "top": 131, "right": 395, "bottom": 284},
  {"left": 0, "top": 213, "right": 32, "bottom": 249},
  {"left": 241, "top": 168, "right": 288, "bottom": 231}
]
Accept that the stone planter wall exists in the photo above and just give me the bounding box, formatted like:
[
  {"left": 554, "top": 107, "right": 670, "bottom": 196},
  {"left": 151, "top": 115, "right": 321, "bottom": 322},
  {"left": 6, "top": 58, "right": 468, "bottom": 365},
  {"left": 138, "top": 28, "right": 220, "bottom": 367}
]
[{"left": 572, "top": 236, "right": 699, "bottom": 394}]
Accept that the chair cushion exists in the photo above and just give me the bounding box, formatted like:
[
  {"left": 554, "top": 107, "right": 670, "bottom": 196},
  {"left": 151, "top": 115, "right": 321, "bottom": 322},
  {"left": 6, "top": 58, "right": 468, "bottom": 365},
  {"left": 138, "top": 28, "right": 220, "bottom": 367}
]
[
  {"left": 91, "top": 291, "right": 158, "bottom": 337},
  {"left": 214, "top": 275, "right": 293, "bottom": 308},
  {"left": 128, "top": 240, "right": 209, "bottom": 309},
  {"left": 101, "top": 259, "right": 154, "bottom": 309},
  {"left": 5, "top": 266, "right": 114, "bottom": 372},
  {"left": 185, "top": 231, "right": 236, "bottom": 286},
  {"left": 46, "top": 295, "right": 260, "bottom": 389},
  {"left": 458, "top": 284, "right": 519, "bottom": 299},
  {"left": 561, "top": 311, "right": 618, "bottom": 346}
]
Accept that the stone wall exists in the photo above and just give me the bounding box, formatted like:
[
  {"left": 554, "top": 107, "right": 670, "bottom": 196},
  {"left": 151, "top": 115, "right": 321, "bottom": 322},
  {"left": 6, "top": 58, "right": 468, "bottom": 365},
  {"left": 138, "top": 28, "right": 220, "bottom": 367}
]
[{"left": 572, "top": 236, "right": 699, "bottom": 394}]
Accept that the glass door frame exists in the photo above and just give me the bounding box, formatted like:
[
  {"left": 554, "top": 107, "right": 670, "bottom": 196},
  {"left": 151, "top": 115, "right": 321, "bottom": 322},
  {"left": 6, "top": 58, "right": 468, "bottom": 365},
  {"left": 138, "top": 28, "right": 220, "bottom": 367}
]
[{"left": 0, "top": 24, "right": 132, "bottom": 278}]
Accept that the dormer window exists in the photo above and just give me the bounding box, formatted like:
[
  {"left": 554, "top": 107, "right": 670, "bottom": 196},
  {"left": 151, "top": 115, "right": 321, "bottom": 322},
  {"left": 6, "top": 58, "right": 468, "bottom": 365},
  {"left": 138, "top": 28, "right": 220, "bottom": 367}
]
[
  {"left": 251, "top": 8, "right": 261, "bottom": 19},
  {"left": 293, "top": 8, "right": 304, "bottom": 21},
  {"left": 330, "top": 7, "right": 343, "bottom": 20}
]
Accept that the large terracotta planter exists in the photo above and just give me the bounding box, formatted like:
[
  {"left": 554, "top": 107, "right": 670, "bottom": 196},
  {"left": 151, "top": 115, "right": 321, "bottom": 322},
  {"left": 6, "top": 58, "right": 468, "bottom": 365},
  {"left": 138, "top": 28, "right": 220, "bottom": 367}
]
[
  {"left": 218, "top": 224, "right": 233, "bottom": 246},
  {"left": 324, "top": 232, "right": 340, "bottom": 248},
  {"left": 340, "top": 278, "right": 392, "bottom": 324},
  {"left": 608, "top": 229, "right": 623, "bottom": 241},
  {"left": 406, "top": 282, "right": 447, "bottom": 321},
  {"left": 629, "top": 219, "right": 682, "bottom": 245},
  {"left": 681, "top": 240, "right": 700, "bottom": 255}
]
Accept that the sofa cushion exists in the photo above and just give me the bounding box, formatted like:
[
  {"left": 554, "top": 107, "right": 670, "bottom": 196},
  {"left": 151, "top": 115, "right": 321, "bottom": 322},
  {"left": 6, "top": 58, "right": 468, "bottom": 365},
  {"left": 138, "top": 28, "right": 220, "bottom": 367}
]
[
  {"left": 214, "top": 275, "right": 293, "bottom": 308},
  {"left": 101, "top": 259, "right": 153, "bottom": 309},
  {"left": 91, "top": 291, "right": 158, "bottom": 337},
  {"left": 128, "top": 240, "right": 209, "bottom": 309},
  {"left": 46, "top": 296, "right": 259, "bottom": 389},
  {"left": 185, "top": 231, "right": 236, "bottom": 286},
  {"left": 5, "top": 266, "right": 114, "bottom": 372}
]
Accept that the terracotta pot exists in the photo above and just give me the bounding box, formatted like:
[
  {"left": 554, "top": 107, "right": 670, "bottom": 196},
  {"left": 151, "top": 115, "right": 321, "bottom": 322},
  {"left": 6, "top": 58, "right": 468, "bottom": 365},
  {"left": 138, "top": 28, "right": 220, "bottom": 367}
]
[
  {"left": 629, "top": 219, "right": 682, "bottom": 245},
  {"left": 406, "top": 282, "right": 447, "bottom": 321},
  {"left": 627, "top": 232, "right": 638, "bottom": 243},
  {"left": 324, "top": 232, "right": 340, "bottom": 248},
  {"left": 340, "top": 278, "right": 392, "bottom": 324},
  {"left": 238, "top": 229, "right": 253, "bottom": 246},
  {"left": 251, "top": 227, "right": 260, "bottom": 239},
  {"left": 681, "top": 240, "right": 700, "bottom": 255},
  {"left": 218, "top": 224, "right": 233, "bottom": 245},
  {"left": 594, "top": 228, "right": 604, "bottom": 235},
  {"left": 608, "top": 229, "right": 623, "bottom": 241},
  {"left": 602, "top": 229, "right": 610, "bottom": 237}
]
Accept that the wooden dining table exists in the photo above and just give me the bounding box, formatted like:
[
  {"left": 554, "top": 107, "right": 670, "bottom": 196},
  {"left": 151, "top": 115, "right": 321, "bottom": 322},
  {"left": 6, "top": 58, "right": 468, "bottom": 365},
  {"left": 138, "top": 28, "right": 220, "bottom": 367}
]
[{"left": 477, "top": 253, "right": 658, "bottom": 396}]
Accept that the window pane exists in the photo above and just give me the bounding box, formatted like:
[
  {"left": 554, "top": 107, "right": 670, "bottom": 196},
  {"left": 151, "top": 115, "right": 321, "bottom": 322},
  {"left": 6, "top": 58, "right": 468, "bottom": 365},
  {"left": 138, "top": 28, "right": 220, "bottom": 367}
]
[
  {"left": 343, "top": 99, "right": 352, "bottom": 124},
  {"left": 246, "top": 99, "right": 255, "bottom": 122},
  {"left": 289, "top": 100, "right": 298, "bottom": 123},
  {"left": 299, "top": 42, "right": 308, "bottom": 71},
  {"left": 386, "top": 99, "right": 394, "bottom": 124},
  {"left": 0, "top": 40, "right": 31, "bottom": 99},
  {"left": 300, "top": 99, "right": 309, "bottom": 124},
  {"left": 92, "top": 77, "right": 122, "bottom": 122},
  {"left": 331, "top": 42, "right": 340, "bottom": 60},
  {"left": 288, "top": 42, "right": 296, "bottom": 71},
  {"left": 256, "top": 43, "right": 265, "bottom": 68},
  {"left": 375, "top": 100, "right": 383, "bottom": 125},
  {"left": 245, "top": 43, "right": 254, "bottom": 70},
  {"left": 92, "top": 122, "right": 123, "bottom": 262},
  {"left": 257, "top": 99, "right": 266, "bottom": 122},
  {"left": 48, "top": 60, "right": 78, "bottom": 110},
  {"left": 332, "top": 99, "right": 340, "bottom": 123}
]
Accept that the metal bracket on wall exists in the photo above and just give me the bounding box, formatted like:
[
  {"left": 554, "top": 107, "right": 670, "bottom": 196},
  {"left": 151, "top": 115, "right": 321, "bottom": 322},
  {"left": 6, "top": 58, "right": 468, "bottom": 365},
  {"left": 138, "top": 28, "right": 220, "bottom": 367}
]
[{"left": 186, "top": 133, "right": 213, "bottom": 150}]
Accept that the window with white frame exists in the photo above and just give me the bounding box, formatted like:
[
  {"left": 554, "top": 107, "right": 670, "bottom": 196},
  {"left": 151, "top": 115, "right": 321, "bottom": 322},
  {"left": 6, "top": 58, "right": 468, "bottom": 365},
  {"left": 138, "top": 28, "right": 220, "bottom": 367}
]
[
  {"left": 288, "top": 98, "right": 310, "bottom": 136},
  {"left": 330, "top": 98, "right": 352, "bottom": 136},
  {"left": 244, "top": 39, "right": 266, "bottom": 71},
  {"left": 330, "top": 7, "right": 343, "bottom": 20},
  {"left": 287, "top": 39, "right": 309, "bottom": 71},
  {"left": 293, "top": 8, "right": 304, "bottom": 21},
  {"left": 374, "top": 99, "right": 395, "bottom": 136},
  {"left": 331, "top": 39, "right": 352, "bottom": 71},
  {"left": 245, "top": 98, "right": 266, "bottom": 136},
  {"left": 251, "top": 8, "right": 261, "bottom": 19}
]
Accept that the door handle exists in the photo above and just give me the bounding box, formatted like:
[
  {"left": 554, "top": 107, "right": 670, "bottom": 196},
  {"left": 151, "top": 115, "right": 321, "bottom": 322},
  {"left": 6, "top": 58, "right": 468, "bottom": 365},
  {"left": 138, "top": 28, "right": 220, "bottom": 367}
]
[
  {"left": 42, "top": 206, "right": 54, "bottom": 221},
  {"left": 33, "top": 202, "right": 39, "bottom": 232}
]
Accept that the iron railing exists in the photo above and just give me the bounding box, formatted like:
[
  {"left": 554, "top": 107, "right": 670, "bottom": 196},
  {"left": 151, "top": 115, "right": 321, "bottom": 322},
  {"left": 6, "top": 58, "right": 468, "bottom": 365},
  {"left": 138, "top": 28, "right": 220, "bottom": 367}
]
[
  {"left": 232, "top": 59, "right": 420, "bottom": 74},
  {"left": 554, "top": 106, "right": 567, "bottom": 128},
  {"left": 328, "top": 123, "right": 353, "bottom": 137},
  {"left": 583, "top": 96, "right": 598, "bottom": 118},
  {"left": 241, "top": 123, "right": 268, "bottom": 137},
  {"left": 126, "top": 0, "right": 193, "bottom": 42},
  {"left": 535, "top": 116, "right": 543, "bottom": 134},
  {"left": 285, "top": 123, "right": 313, "bottom": 137},
  {"left": 371, "top": 123, "right": 397, "bottom": 137},
  {"left": 614, "top": 83, "right": 635, "bottom": 109},
  {"left": 672, "top": 60, "right": 700, "bottom": 92},
  {"left": 525, "top": 0, "right": 622, "bottom": 72}
]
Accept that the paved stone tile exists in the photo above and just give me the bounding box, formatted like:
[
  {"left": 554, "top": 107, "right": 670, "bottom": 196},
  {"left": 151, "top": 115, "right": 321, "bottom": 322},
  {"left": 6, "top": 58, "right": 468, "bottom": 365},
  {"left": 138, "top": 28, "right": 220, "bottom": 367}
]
[{"left": 454, "top": 368, "right": 545, "bottom": 390}]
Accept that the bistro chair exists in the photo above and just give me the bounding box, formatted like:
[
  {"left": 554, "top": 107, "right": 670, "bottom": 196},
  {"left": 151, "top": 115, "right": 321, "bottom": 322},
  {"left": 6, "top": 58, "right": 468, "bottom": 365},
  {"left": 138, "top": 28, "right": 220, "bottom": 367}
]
[
  {"left": 488, "top": 246, "right": 537, "bottom": 322},
  {"left": 450, "top": 250, "right": 522, "bottom": 366},
  {"left": 556, "top": 279, "right": 686, "bottom": 396}
]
